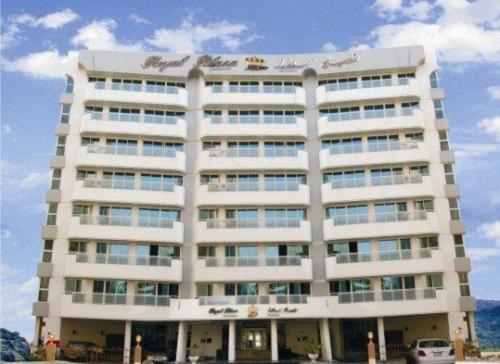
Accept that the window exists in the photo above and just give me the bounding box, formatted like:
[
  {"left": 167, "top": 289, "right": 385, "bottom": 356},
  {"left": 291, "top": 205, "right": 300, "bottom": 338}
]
[
  {"left": 434, "top": 99, "right": 444, "bottom": 119},
  {"left": 401, "top": 101, "right": 420, "bottom": 115},
  {"left": 89, "top": 77, "right": 106, "bottom": 88},
  {"left": 42, "top": 240, "right": 53, "bottom": 263},
  {"left": 264, "top": 174, "right": 306, "bottom": 191},
  {"left": 322, "top": 138, "right": 363, "bottom": 154},
  {"left": 198, "top": 246, "right": 216, "bottom": 258},
  {"left": 320, "top": 77, "right": 358, "bottom": 91},
  {"left": 367, "top": 134, "right": 399, "bottom": 152},
  {"left": 72, "top": 204, "right": 90, "bottom": 216},
  {"left": 420, "top": 236, "right": 439, "bottom": 250},
  {"left": 264, "top": 209, "right": 306, "bottom": 227},
  {"left": 46, "top": 203, "right": 57, "bottom": 225},
  {"left": 228, "top": 81, "right": 259, "bottom": 93},
  {"left": 76, "top": 169, "right": 95, "bottom": 180},
  {"left": 106, "top": 139, "right": 137, "bottom": 155},
  {"left": 65, "top": 75, "right": 74, "bottom": 93},
  {"left": 227, "top": 174, "right": 259, "bottom": 191},
  {"left": 103, "top": 171, "right": 135, "bottom": 189},
  {"left": 444, "top": 164, "right": 455, "bottom": 184},
  {"left": 55, "top": 136, "right": 66, "bottom": 156},
  {"left": 81, "top": 137, "right": 100, "bottom": 146},
  {"left": 200, "top": 175, "right": 219, "bottom": 185},
  {"left": 361, "top": 74, "right": 392, "bottom": 88},
  {"left": 323, "top": 170, "right": 365, "bottom": 188},
  {"left": 426, "top": 274, "right": 443, "bottom": 289},
  {"left": 454, "top": 235, "right": 465, "bottom": 257},
  {"left": 438, "top": 131, "right": 449, "bottom": 151},
  {"left": 458, "top": 273, "right": 471, "bottom": 296},
  {"left": 38, "top": 278, "right": 49, "bottom": 302},
  {"left": 145, "top": 81, "right": 184, "bottom": 94},
  {"left": 140, "top": 174, "right": 182, "bottom": 191},
  {"left": 85, "top": 105, "right": 104, "bottom": 120},
  {"left": 138, "top": 208, "right": 180, "bottom": 227},
  {"left": 206, "top": 81, "right": 223, "bottom": 93},
  {"left": 109, "top": 107, "right": 140, "bottom": 122},
  {"left": 202, "top": 141, "right": 221, "bottom": 150},
  {"left": 414, "top": 200, "right": 434, "bottom": 212},
  {"left": 199, "top": 209, "right": 218, "bottom": 221},
  {"left": 69, "top": 241, "right": 87, "bottom": 254},
  {"left": 448, "top": 198, "right": 461, "bottom": 220},
  {"left": 197, "top": 283, "right": 214, "bottom": 297},
  {"left": 410, "top": 165, "right": 429, "bottom": 176},
  {"left": 364, "top": 104, "right": 395, "bottom": 119},
  {"left": 405, "top": 132, "right": 424, "bottom": 141},
  {"left": 50, "top": 169, "right": 61, "bottom": 189},
  {"left": 326, "top": 205, "right": 368, "bottom": 224},
  {"left": 204, "top": 110, "right": 223, "bottom": 122},
  {"left": 64, "top": 278, "right": 82, "bottom": 294},
  {"left": 430, "top": 71, "right": 439, "bottom": 89},
  {"left": 144, "top": 110, "right": 184, "bottom": 124},
  {"left": 228, "top": 110, "right": 260, "bottom": 123},
  {"left": 397, "top": 72, "right": 415, "bottom": 84},
  {"left": 263, "top": 110, "right": 302, "bottom": 124},
  {"left": 111, "top": 78, "right": 142, "bottom": 91},
  {"left": 60, "top": 104, "right": 71, "bottom": 123}
]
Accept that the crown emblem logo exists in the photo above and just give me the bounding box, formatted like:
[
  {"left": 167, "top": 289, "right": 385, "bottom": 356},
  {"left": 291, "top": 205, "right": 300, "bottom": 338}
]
[{"left": 245, "top": 56, "right": 268, "bottom": 70}]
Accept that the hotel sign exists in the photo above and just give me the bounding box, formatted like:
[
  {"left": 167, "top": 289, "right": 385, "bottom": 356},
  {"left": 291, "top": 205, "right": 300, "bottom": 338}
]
[
  {"left": 141, "top": 55, "right": 190, "bottom": 71},
  {"left": 194, "top": 55, "right": 239, "bottom": 69},
  {"left": 274, "top": 57, "right": 315, "bottom": 71},
  {"left": 322, "top": 52, "right": 362, "bottom": 69}
]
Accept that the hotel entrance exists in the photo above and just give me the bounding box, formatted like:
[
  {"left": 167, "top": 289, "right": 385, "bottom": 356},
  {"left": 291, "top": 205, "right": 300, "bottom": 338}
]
[{"left": 236, "top": 321, "right": 271, "bottom": 361}]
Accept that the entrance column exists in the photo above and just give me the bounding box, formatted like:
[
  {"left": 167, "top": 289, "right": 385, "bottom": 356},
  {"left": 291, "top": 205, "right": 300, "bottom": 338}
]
[
  {"left": 228, "top": 320, "right": 236, "bottom": 362},
  {"left": 123, "top": 321, "right": 132, "bottom": 364},
  {"left": 271, "top": 319, "right": 278, "bottom": 362},
  {"left": 176, "top": 321, "right": 187, "bottom": 363},
  {"left": 468, "top": 312, "right": 477, "bottom": 342},
  {"left": 377, "top": 317, "right": 387, "bottom": 361},
  {"left": 320, "top": 318, "right": 332, "bottom": 362}
]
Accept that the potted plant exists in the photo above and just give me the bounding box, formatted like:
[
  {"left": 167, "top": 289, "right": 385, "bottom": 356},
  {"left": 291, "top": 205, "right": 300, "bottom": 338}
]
[
  {"left": 188, "top": 342, "right": 200, "bottom": 363},
  {"left": 304, "top": 339, "right": 321, "bottom": 362}
]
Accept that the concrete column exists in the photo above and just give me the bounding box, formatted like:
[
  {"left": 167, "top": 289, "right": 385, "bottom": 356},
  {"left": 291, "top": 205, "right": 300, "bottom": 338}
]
[
  {"left": 377, "top": 317, "right": 387, "bottom": 361},
  {"left": 123, "top": 321, "right": 132, "bottom": 364},
  {"left": 175, "top": 321, "right": 187, "bottom": 363},
  {"left": 228, "top": 320, "right": 236, "bottom": 362},
  {"left": 271, "top": 319, "right": 278, "bottom": 362},
  {"left": 320, "top": 318, "right": 332, "bottom": 361},
  {"left": 468, "top": 312, "right": 477, "bottom": 342}
]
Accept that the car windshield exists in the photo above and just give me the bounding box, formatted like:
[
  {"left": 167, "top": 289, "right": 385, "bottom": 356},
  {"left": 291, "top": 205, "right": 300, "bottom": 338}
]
[{"left": 419, "top": 340, "right": 449, "bottom": 348}]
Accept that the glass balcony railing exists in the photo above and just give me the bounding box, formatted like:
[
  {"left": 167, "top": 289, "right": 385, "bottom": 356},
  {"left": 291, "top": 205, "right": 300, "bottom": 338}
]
[
  {"left": 86, "top": 144, "right": 178, "bottom": 158},
  {"left": 82, "top": 178, "right": 176, "bottom": 192},
  {"left": 214, "top": 85, "right": 298, "bottom": 94},
  {"left": 87, "top": 111, "right": 181, "bottom": 125},
  {"left": 336, "top": 288, "right": 437, "bottom": 304},
  {"left": 328, "top": 174, "right": 423, "bottom": 189},
  {"left": 71, "top": 292, "right": 171, "bottom": 306},
  {"left": 206, "top": 182, "right": 302, "bottom": 192},
  {"left": 330, "top": 248, "right": 433, "bottom": 264},
  {"left": 323, "top": 107, "right": 418, "bottom": 122},
  {"left": 92, "top": 81, "right": 181, "bottom": 94},
  {"left": 326, "top": 141, "right": 418, "bottom": 155},
  {"left": 329, "top": 211, "right": 428, "bottom": 226},
  {"left": 73, "top": 253, "right": 176, "bottom": 266},
  {"left": 205, "top": 218, "right": 304, "bottom": 229},
  {"left": 324, "top": 78, "right": 412, "bottom": 92},
  {"left": 78, "top": 215, "right": 176, "bottom": 228},
  {"left": 203, "top": 255, "right": 303, "bottom": 267},
  {"left": 208, "top": 147, "right": 302, "bottom": 158},
  {"left": 198, "top": 294, "right": 308, "bottom": 306}
]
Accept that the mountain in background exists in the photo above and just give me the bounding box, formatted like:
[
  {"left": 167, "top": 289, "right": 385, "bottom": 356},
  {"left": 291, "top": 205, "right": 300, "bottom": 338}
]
[
  {"left": 0, "top": 328, "right": 30, "bottom": 362},
  {"left": 476, "top": 299, "right": 500, "bottom": 350}
]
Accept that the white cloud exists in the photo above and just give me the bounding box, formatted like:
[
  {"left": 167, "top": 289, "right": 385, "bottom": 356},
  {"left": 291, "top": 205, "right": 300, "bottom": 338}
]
[
  {"left": 373, "top": 0, "right": 403, "bottom": 17},
  {"left": 453, "top": 143, "right": 500, "bottom": 160},
  {"left": 468, "top": 248, "right": 500, "bottom": 262},
  {"left": 2, "top": 124, "right": 13, "bottom": 135},
  {"left": 478, "top": 116, "right": 500, "bottom": 141},
  {"left": 18, "top": 277, "right": 39, "bottom": 294},
  {"left": 1, "top": 23, "right": 23, "bottom": 48},
  {"left": 321, "top": 42, "right": 338, "bottom": 52},
  {"left": 71, "top": 19, "right": 144, "bottom": 51},
  {"left": 129, "top": 14, "right": 151, "bottom": 25},
  {"left": 19, "top": 171, "right": 50, "bottom": 189},
  {"left": 36, "top": 9, "right": 79, "bottom": 29},
  {"left": 2, "top": 49, "right": 78, "bottom": 79},
  {"left": 147, "top": 16, "right": 255, "bottom": 53},
  {"left": 478, "top": 221, "right": 500, "bottom": 246},
  {"left": 401, "top": 1, "right": 435, "bottom": 21},
  {"left": 367, "top": 0, "right": 500, "bottom": 65},
  {"left": 487, "top": 86, "right": 500, "bottom": 100},
  {"left": 1, "top": 229, "right": 13, "bottom": 241}
]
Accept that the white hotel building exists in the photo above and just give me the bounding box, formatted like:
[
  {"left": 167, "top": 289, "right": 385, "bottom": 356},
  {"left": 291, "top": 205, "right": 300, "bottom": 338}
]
[{"left": 33, "top": 46, "right": 476, "bottom": 362}]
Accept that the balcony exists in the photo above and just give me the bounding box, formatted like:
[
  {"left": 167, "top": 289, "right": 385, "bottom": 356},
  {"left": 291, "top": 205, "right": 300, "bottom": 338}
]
[
  {"left": 64, "top": 253, "right": 182, "bottom": 282},
  {"left": 199, "top": 148, "right": 309, "bottom": 172},
  {"left": 318, "top": 109, "right": 424, "bottom": 137},
  {"left": 80, "top": 112, "right": 187, "bottom": 139},
  {"left": 319, "top": 141, "right": 429, "bottom": 169},
  {"left": 193, "top": 257, "right": 313, "bottom": 282},
  {"left": 198, "top": 294, "right": 309, "bottom": 306},
  {"left": 84, "top": 82, "right": 188, "bottom": 108},
  {"left": 196, "top": 219, "right": 312, "bottom": 243},
  {"left": 200, "top": 116, "right": 307, "bottom": 138},
  {"left": 325, "top": 249, "right": 444, "bottom": 279},
  {"left": 323, "top": 211, "right": 439, "bottom": 240},
  {"left": 67, "top": 215, "right": 184, "bottom": 243},
  {"left": 198, "top": 183, "right": 310, "bottom": 206},
  {"left": 76, "top": 145, "right": 186, "bottom": 172},
  {"left": 321, "top": 175, "right": 433, "bottom": 204},
  {"left": 72, "top": 179, "right": 185, "bottom": 207},
  {"left": 201, "top": 86, "right": 306, "bottom": 107},
  {"left": 316, "top": 78, "right": 420, "bottom": 105},
  {"left": 327, "top": 289, "right": 448, "bottom": 318}
]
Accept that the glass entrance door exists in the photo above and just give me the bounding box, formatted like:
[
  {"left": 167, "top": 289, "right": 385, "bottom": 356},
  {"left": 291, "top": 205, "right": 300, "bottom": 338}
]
[{"left": 241, "top": 328, "right": 267, "bottom": 350}]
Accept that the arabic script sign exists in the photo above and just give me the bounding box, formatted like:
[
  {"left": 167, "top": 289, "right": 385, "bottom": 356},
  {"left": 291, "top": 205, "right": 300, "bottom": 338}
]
[
  {"left": 141, "top": 56, "right": 190, "bottom": 71},
  {"left": 322, "top": 52, "right": 362, "bottom": 69}
]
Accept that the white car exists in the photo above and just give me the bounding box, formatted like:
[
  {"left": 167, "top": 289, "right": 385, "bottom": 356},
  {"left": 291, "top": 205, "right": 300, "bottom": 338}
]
[{"left": 406, "top": 338, "right": 455, "bottom": 364}]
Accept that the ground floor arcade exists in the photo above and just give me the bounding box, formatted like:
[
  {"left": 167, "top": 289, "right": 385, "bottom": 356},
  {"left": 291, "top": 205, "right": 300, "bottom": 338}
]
[{"left": 40, "top": 312, "right": 475, "bottom": 362}]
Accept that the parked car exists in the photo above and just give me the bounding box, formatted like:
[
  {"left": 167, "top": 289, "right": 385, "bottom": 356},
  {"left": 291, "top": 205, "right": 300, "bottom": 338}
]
[{"left": 406, "top": 338, "right": 455, "bottom": 364}]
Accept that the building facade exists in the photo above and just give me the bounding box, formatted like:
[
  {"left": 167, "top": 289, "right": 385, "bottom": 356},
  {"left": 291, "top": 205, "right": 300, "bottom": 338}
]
[{"left": 33, "top": 46, "right": 476, "bottom": 362}]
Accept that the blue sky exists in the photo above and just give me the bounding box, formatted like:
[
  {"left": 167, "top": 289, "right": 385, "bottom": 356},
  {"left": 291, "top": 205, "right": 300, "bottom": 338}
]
[{"left": 1, "top": 0, "right": 499, "bottom": 340}]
